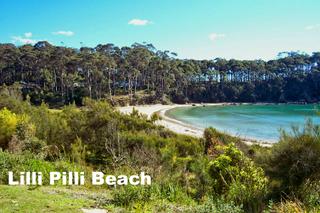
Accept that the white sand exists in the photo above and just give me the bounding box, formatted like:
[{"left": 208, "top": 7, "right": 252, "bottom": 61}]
[
  {"left": 118, "top": 103, "right": 220, "bottom": 138},
  {"left": 118, "top": 104, "right": 273, "bottom": 147}
]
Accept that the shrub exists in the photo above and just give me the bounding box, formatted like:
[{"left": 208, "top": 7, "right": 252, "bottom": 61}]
[
  {"left": 203, "top": 127, "right": 240, "bottom": 155},
  {"left": 188, "top": 198, "right": 244, "bottom": 213},
  {"left": 0, "top": 151, "right": 53, "bottom": 184},
  {"left": 112, "top": 185, "right": 152, "bottom": 207},
  {"left": 70, "top": 137, "right": 86, "bottom": 165},
  {"left": 299, "top": 179, "right": 320, "bottom": 210},
  {"left": 150, "top": 112, "right": 162, "bottom": 123},
  {"left": 265, "top": 120, "right": 320, "bottom": 196},
  {"left": 0, "top": 108, "right": 18, "bottom": 149},
  {"left": 0, "top": 150, "right": 84, "bottom": 185},
  {"left": 152, "top": 198, "right": 243, "bottom": 213},
  {"left": 208, "top": 144, "right": 268, "bottom": 212},
  {"left": 272, "top": 200, "right": 306, "bottom": 213}
]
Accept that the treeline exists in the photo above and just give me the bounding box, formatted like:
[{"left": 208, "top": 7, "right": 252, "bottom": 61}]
[{"left": 1, "top": 41, "right": 320, "bottom": 106}]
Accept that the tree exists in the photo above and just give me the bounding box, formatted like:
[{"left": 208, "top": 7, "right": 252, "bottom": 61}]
[{"left": 0, "top": 41, "right": 319, "bottom": 106}]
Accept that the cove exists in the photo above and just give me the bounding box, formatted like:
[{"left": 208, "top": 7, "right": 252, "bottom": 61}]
[{"left": 165, "top": 104, "right": 320, "bottom": 142}]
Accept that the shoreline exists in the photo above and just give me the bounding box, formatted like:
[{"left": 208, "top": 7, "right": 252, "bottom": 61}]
[{"left": 118, "top": 103, "right": 274, "bottom": 147}]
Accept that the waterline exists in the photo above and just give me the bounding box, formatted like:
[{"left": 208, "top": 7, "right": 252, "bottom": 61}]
[{"left": 165, "top": 104, "right": 320, "bottom": 142}]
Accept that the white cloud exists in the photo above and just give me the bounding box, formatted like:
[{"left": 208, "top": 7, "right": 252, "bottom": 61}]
[
  {"left": 24, "top": 32, "right": 32, "bottom": 38},
  {"left": 128, "top": 19, "right": 151, "bottom": 26},
  {"left": 12, "top": 36, "right": 37, "bottom": 45},
  {"left": 12, "top": 32, "right": 37, "bottom": 45},
  {"left": 305, "top": 24, "right": 320, "bottom": 30},
  {"left": 209, "top": 33, "right": 225, "bottom": 41},
  {"left": 53, "top": 30, "right": 75, "bottom": 36}
]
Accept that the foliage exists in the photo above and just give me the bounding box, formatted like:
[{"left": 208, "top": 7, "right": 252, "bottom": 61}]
[
  {"left": 112, "top": 185, "right": 152, "bottom": 207},
  {"left": 0, "top": 150, "right": 85, "bottom": 185},
  {"left": 70, "top": 137, "right": 86, "bottom": 165},
  {"left": 271, "top": 199, "right": 307, "bottom": 213},
  {"left": 1, "top": 43, "right": 320, "bottom": 106},
  {"left": 0, "top": 108, "right": 18, "bottom": 149},
  {"left": 0, "top": 96, "right": 319, "bottom": 211},
  {"left": 0, "top": 185, "right": 93, "bottom": 213},
  {"left": 186, "top": 198, "right": 244, "bottom": 213},
  {"left": 203, "top": 127, "right": 240, "bottom": 155},
  {"left": 208, "top": 143, "right": 268, "bottom": 212},
  {"left": 264, "top": 120, "right": 320, "bottom": 197},
  {"left": 299, "top": 179, "right": 320, "bottom": 210}
]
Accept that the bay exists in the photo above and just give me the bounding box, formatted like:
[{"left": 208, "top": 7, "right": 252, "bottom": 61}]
[{"left": 166, "top": 104, "right": 320, "bottom": 142}]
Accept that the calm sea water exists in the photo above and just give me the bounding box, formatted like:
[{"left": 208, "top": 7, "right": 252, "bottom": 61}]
[{"left": 166, "top": 104, "right": 320, "bottom": 142}]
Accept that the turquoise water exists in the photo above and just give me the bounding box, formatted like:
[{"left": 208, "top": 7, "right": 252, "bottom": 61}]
[{"left": 166, "top": 104, "right": 320, "bottom": 142}]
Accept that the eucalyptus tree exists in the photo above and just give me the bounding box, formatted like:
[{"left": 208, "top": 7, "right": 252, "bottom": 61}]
[
  {"left": 1, "top": 41, "right": 320, "bottom": 105},
  {"left": 78, "top": 47, "right": 97, "bottom": 99},
  {"left": 0, "top": 44, "right": 20, "bottom": 84}
]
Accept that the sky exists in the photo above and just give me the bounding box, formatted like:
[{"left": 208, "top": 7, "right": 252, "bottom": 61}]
[{"left": 0, "top": 0, "right": 320, "bottom": 60}]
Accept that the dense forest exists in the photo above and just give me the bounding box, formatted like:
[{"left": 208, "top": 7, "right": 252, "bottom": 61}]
[{"left": 1, "top": 41, "right": 320, "bottom": 106}]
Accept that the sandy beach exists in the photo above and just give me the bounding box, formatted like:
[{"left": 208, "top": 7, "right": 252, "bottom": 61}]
[
  {"left": 118, "top": 104, "right": 273, "bottom": 147},
  {"left": 119, "top": 104, "right": 203, "bottom": 137}
]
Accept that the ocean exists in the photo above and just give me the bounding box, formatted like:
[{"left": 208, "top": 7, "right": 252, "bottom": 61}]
[{"left": 166, "top": 104, "right": 320, "bottom": 142}]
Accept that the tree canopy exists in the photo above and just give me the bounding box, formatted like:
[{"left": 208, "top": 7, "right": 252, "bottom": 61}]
[{"left": 1, "top": 42, "right": 320, "bottom": 106}]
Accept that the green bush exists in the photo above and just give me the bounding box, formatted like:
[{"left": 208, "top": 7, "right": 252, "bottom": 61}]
[
  {"left": 265, "top": 120, "right": 320, "bottom": 196},
  {"left": 203, "top": 127, "right": 240, "bottom": 155},
  {"left": 152, "top": 198, "right": 243, "bottom": 213},
  {"left": 187, "top": 198, "right": 244, "bottom": 213},
  {"left": 0, "top": 108, "right": 18, "bottom": 149},
  {"left": 112, "top": 185, "right": 152, "bottom": 207},
  {"left": 0, "top": 151, "right": 84, "bottom": 185},
  {"left": 299, "top": 179, "right": 320, "bottom": 210},
  {"left": 208, "top": 144, "right": 268, "bottom": 212}
]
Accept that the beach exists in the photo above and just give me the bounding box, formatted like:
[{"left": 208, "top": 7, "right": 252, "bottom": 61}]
[
  {"left": 118, "top": 104, "right": 273, "bottom": 147},
  {"left": 118, "top": 104, "right": 204, "bottom": 137}
]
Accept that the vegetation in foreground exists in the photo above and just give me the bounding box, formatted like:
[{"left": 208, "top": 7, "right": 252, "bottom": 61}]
[
  {"left": 0, "top": 185, "right": 94, "bottom": 213},
  {"left": 0, "top": 88, "right": 319, "bottom": 212}
]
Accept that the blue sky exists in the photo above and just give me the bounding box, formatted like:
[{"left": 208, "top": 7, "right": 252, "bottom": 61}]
[{"left": 0, "top": 0, "right": 319, "bottom": 60}]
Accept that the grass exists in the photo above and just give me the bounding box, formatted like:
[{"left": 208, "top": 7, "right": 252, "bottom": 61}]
[
  {"left": 0, "top": 185, "right": 95, "bottom": 213},
  {"left": 0, "top": 185, "right": 193, "bottom": 212}
]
